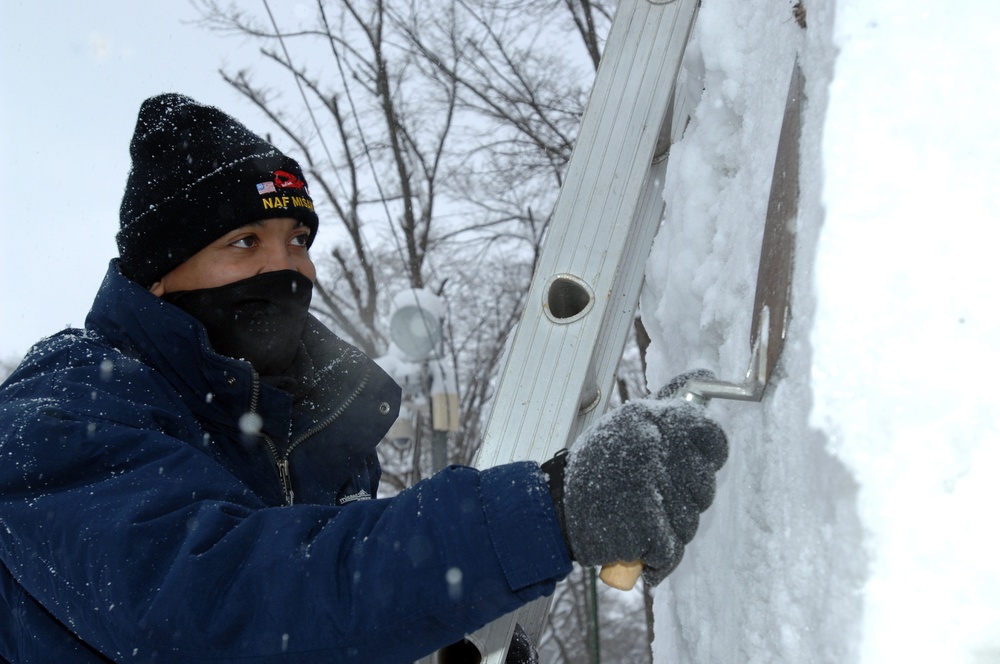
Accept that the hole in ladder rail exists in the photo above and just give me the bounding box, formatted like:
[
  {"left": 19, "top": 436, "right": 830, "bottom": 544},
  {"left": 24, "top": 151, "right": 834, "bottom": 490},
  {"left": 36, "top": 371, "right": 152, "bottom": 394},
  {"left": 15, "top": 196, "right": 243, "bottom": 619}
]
[{"left": 544, "top": 274, "right": 594, "bottom": 324}]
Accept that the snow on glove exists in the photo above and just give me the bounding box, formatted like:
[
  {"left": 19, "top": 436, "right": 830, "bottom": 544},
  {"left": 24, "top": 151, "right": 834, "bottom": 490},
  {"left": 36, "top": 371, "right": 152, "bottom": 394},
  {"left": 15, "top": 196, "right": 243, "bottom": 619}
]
[{"left": 543, "top": 371, "right": 728, "bottom": 587}]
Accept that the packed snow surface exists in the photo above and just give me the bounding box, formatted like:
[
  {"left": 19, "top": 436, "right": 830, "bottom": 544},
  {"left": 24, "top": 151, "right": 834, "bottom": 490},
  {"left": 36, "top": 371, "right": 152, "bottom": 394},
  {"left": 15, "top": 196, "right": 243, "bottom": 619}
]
[{"left": 642, "top": 0, "right": 1000, "bottom": 662}]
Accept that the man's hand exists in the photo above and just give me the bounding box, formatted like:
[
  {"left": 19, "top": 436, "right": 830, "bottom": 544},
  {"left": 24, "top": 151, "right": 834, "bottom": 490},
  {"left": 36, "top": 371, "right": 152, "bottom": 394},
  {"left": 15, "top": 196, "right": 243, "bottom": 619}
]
[{"left": 543, "top": 371, "right": 728, "bottom": 586}]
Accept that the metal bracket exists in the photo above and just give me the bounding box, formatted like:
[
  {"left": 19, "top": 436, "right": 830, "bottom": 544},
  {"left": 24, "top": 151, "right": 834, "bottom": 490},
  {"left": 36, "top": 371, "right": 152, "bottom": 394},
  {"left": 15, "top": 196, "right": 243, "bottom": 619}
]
[{"left": 683, "top": 307, "right": 772, "bottom": 405}]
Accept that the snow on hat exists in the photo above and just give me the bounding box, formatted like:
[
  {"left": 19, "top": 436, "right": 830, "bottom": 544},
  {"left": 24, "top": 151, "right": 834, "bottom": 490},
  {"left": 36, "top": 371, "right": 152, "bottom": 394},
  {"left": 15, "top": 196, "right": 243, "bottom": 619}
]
[{"left": 117, "top": 93, "right": 319, "bottom": 287}]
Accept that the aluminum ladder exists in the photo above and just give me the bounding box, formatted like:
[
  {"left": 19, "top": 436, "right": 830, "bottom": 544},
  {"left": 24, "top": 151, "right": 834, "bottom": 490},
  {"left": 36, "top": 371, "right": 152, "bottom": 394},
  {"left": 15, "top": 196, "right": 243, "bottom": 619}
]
[{"left": 461, "top": 0, "right": 702, "bottom": 660}]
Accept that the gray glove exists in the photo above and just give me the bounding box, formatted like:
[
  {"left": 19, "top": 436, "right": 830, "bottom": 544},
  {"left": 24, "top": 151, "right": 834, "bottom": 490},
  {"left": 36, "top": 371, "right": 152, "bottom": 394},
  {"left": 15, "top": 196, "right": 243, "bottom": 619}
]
[{"left": 542, "top": 371, "right": 728, "bottom": 586}]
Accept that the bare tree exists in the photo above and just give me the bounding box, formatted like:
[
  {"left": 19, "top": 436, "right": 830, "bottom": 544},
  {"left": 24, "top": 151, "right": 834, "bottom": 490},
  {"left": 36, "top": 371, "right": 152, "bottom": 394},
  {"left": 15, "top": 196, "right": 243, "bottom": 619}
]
[
  {"left": 540, "top": 568, "right": 652, "bottom": 664},
  {"left": 192, "top": 0, "right": 613, "bottom": 469},
  {"left": 192, "top": 1, "right": 652, "bottom": 659}
]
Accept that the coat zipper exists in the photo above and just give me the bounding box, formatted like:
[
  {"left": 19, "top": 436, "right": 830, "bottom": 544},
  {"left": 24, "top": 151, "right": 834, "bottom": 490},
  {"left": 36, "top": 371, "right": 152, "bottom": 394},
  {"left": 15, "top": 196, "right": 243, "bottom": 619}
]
[
  {"left": 250, "top": 367, "right": 372, "bottom": 506},
  {"left": 248, "top": 374, "right": 293, "bottom": 504}
]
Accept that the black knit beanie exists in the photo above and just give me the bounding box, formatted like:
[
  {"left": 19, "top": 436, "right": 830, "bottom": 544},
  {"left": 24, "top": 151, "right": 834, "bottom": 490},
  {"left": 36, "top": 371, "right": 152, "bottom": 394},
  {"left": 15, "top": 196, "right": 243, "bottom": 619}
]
[{"left": 117, "top": 93, "right": 319, "bottom": 287}]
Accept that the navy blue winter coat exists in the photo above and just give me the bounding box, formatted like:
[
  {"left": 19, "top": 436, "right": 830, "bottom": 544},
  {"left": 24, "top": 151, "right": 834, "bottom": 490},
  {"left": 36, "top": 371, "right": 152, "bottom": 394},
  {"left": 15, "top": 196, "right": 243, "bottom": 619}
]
[{"left": 0, "top": 262, "right": 572, "bottom": 663}]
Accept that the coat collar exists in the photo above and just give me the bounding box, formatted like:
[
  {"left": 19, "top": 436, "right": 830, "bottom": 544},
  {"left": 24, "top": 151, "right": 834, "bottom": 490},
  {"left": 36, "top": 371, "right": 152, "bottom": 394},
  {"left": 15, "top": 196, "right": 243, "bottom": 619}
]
[
  {"left": 87, "top": 261, "right": 265, "bottom": 430},
  {"left": 85, "top": 261, "right": 400, "bottom": 456}
]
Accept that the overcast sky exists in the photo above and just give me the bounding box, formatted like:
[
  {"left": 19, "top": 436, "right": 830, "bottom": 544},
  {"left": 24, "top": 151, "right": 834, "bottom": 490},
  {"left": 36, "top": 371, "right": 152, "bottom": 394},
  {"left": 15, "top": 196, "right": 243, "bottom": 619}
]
[{"left": 0, "top": 2, "right": 285, "bottom": 361}]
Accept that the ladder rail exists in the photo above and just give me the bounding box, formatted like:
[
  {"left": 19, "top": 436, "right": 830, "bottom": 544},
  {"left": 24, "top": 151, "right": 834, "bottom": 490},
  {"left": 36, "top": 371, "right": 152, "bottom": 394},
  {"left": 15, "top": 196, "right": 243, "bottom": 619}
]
[{"left": 466, "top": 0, "right": 701, "bottom": 660}]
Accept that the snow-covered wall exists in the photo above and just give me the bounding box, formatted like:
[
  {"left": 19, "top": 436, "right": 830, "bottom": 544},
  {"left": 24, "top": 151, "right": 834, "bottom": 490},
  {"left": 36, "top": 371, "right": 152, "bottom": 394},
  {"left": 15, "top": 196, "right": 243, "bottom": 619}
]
[{"left": 642, "top": 0, "right": 1000, "bottom": 662}]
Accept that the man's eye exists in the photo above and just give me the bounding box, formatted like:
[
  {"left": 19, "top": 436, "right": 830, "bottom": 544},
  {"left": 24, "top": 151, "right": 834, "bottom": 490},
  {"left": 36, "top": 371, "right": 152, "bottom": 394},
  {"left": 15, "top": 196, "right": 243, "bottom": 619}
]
[
  {"left": 290, "top": 234, "right": 310, "bottom": 248},
  {"left": 231, "top": 236, "right": 257, "bottom": 248}
]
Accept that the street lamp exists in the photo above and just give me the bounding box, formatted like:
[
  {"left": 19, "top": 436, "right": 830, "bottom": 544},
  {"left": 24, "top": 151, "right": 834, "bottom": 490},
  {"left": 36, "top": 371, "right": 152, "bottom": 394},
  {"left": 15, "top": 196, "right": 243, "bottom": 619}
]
[
  {"left": 385, "top": 289, "right": 459, "bottom": 472},
  {"left": 389, "top": 289, "right": 445, "bottom": 362}
]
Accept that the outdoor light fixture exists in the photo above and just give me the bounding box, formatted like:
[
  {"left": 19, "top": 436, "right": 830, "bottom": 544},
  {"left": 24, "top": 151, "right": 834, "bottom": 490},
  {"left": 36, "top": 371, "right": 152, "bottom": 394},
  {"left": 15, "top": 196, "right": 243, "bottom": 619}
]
[
  {"left": 384, "top": 288, "right": 460, "bottom": 471},
  {"left": 388, "top": 289, "right": 446, "bottom": 361}
]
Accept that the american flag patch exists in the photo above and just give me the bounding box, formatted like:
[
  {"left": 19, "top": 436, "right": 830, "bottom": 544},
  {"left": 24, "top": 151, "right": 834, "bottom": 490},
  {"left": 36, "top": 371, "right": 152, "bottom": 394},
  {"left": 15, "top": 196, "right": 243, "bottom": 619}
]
[{"left": 256, "top": 181, "right": 276, "bottom": 195}]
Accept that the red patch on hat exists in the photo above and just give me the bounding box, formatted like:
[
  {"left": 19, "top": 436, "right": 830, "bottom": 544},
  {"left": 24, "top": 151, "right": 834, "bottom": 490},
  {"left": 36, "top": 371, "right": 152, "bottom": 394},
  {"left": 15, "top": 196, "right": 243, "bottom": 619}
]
[{"left": 273, "top": 170, "right": 307, "bottom": 190}]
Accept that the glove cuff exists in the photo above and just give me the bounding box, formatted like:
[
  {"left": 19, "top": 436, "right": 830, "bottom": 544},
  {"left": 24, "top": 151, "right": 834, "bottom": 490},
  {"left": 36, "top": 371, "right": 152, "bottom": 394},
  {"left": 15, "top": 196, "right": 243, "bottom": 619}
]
[{"left": 541, "top": 449, "right": 573, "bottom": 560}]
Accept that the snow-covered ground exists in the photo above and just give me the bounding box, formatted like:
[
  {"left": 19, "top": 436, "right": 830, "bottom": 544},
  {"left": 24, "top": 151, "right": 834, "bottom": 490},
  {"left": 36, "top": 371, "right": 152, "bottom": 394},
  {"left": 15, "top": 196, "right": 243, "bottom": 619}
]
[{"left": 642, "top": 0, "right": 1000, "bottom": 662}]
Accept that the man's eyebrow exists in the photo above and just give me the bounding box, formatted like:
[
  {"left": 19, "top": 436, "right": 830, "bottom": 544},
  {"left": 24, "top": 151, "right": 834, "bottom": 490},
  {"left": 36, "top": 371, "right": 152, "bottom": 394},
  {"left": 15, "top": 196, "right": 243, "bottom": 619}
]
[
  {"left": 232, "top": 220, "right": 265, "bottom": 230},
  {"left": 244, "top": 220, "right": 308, "bottom": 229}
]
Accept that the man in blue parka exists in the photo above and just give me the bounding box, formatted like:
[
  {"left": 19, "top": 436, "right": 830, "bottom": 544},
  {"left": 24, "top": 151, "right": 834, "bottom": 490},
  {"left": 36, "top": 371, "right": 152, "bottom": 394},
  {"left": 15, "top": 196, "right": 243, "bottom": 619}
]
[{"left": 0, "top": 94, "right": 728, "bottom": 663}]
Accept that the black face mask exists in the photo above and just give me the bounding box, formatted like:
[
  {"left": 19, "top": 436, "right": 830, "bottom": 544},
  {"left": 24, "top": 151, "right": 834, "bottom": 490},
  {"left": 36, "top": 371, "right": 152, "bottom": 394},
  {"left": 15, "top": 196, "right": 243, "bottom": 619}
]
[{"left": 164, "top": 270, "right": 313, "bottom": 378}]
